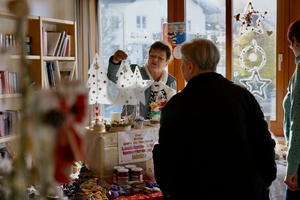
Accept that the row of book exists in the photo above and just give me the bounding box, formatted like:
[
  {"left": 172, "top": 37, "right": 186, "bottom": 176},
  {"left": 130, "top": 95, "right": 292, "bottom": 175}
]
[
  {"left": 42, "top": 28, "right": 71, "bottom": 57},
  {"left": 0, "top": 70, "right": 20, "bottom": 94},
  {"left": 43, "top": 60, "right": 76, "bottom": 90},
  {"left": 0, "top": 33, "right": 32, "bottom": 55},
  {"left": 0, "top": 109, "right": 21, "bottom": 137}
]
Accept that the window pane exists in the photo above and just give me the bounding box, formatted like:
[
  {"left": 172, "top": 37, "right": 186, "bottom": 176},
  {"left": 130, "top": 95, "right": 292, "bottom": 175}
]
[
  {"left": 186, "top": 0, "right": 226, "bottom": 76},
  {"left": 136, "top": 16, "right": 140, "bottom": 28},
  {"left": 232, "top": 0, "right": 277, "bottom": 120},
  {"left": 142, "top": 16, "right": 146, "bottom": 29},
  {"left": 99, "top": 0, "right": 167, "bottom": 119}
]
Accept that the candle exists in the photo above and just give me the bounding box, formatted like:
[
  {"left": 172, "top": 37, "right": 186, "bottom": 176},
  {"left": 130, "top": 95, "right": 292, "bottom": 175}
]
[{"left": 111, "top": 112, "right": 121, "bottom": 122}]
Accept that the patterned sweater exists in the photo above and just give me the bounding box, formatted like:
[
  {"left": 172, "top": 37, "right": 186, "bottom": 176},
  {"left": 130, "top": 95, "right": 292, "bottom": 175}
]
[{"left": 283, "top": 54, "right": 300, "bottom": 174}]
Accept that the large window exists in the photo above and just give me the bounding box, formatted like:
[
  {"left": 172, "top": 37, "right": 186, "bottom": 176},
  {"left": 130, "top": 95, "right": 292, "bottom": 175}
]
[
  {"left": 99, "top": 0, "right": 167, "bottom": 118},
  {"left": 231, "top": 0, "right": 276, "bottom": 120},
  {"left": 186, "top": 0, "right": 226, "bottom": 76},
  {"left": 186, "top": 0, "right": 276, "bottom": 120},
  {"left": 98, "top": 0, "right": 279, "bottom": 132}
]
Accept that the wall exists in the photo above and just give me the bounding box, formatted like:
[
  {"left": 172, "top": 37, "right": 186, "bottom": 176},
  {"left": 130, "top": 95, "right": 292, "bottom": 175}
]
[{"left": 0, "top": 0, "right": 74, "bottom": 20}]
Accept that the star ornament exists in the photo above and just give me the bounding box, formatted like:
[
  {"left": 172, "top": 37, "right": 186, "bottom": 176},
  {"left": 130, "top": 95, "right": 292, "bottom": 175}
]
[
  {"left": 239, "top": 70, "right": 271, "bottom": 100},
  {"left": 233, "top": 2, "right": 268, "bottom": 36}
]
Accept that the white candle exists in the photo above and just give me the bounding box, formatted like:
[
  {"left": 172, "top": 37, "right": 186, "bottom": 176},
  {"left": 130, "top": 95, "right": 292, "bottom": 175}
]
[{"left": 111, "top": 112, "right": 121, "bottom": 122}]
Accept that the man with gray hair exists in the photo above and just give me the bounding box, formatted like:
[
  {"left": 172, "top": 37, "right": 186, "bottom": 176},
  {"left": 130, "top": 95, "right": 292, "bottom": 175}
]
[{"left": 152, "top": 38, "right": 276, "bottom": 200}]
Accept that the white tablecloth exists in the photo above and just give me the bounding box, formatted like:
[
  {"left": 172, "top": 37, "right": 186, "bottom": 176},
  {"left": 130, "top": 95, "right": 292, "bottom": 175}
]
[{"left": 269, "top": 158, "right": 287, "bottom": 200}]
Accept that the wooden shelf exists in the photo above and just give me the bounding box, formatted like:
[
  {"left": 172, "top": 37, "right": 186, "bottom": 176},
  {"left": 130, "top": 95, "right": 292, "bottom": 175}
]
[
  {"left": 0, "top": 93, "right": 21, "bottom": 99},
  {"left": 42, "top": 56, "right": 75, "bottom": 61},
  {"left": 10, "top": 55, "right": 41, "bottom": 60},
  {"left": 0, "top": 135, "right": 17, "bottom": 144}
]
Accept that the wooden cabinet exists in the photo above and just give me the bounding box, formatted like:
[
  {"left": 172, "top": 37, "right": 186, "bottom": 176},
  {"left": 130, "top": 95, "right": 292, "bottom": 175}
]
[{"left": 0, "top": 10, "right": 77, "bottom": 146}]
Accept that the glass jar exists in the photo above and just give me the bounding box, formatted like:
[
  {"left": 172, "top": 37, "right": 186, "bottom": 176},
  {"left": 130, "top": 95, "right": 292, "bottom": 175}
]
[
  {"left": 125, "top": 164, "right": 136, "bottom": 181},
  {"left": 113, "top": 166, "right": 124, "bottom": 184},
  {"left": 117, "top": 168, "right": 129, "bottom": 185},
  {"left": 131, "top": 167, "right": 143, "bottom": 182}
]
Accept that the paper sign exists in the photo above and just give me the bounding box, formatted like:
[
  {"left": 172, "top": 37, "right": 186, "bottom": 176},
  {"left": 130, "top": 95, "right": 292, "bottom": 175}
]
[{"left": 118, "top": 128, "right": 159, "bottom": 164}]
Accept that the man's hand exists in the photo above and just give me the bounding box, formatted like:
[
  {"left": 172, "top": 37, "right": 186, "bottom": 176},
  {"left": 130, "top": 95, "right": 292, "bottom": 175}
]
[
  {"left": 284, "top": 173, "right": 300, "bottom": 191},
  {"left": 113, "top": 50, "right": 128, "bottom": 64}
]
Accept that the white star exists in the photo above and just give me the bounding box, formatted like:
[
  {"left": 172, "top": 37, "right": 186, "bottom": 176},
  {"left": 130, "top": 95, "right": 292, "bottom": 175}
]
[
  {"left": 233, "top": 2, "right": 268, "bottom": 36},
  {"left": 239, "top": 70, "right": 271, "bottom": 100}
]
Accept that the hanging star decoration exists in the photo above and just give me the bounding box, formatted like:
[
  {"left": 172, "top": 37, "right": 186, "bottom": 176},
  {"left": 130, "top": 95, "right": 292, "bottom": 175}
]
[
  {"left": 238, "top": 39, "right": 271, "bottom": 100},
  {"left": 239, "top": 69, "right": 271, "bottom": 100},
  {"left": 233, "top": 2, "right": 268, "bottom": 36}
]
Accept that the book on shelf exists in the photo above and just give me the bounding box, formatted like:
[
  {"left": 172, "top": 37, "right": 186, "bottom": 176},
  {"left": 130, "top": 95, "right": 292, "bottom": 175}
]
[
  {"left": 46, "top": 31, "right": 62, "bottom": 56},
  {"left": 6, "top": 109, "right": 20, "bottom": 136},
  {"left": 0, "top": 71, "right": 20, "bottom": 94},
  {"left": 43, "top": 61, "right": 50, "bottom": 89},
  {"left": 0, "top": 111, "right": 8, "bottom": 136},
  {"left": 0, "top": 72, "right": 2, "bottom": 94},
  {"left": 11, "top": 72, "right": 20, "bottom": 93},
  {"left": 42, "top": 27, "right": 47, "bottom": 56},
  {"left": 53, "top": 60, "right": 61, "bottom": 83},
  {"left": 46, "top": 62, "right": 56, "bottom": 90},
  {"left": 54, "top": 31, "right": 66, "bottom": 56},
  {"left": 66, "top": 35, "right": 71, "bottom": 57},
  {"left": 59, "top": 34, "right": 69, "bottom": 56},
  {"left": 0, "top": 114, "right": 5, "bottom": 137},
  {"left": 0, "top": 70, "right": 9, "bottom": 94},
  {"left": 7, "top": 72, "right": 13, "bottom": 93}
]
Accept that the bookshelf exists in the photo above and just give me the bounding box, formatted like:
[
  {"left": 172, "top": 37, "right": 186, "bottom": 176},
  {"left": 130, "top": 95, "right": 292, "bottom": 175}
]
[{"left": 0, "top": 10, "right": 77, "bottom": 146}]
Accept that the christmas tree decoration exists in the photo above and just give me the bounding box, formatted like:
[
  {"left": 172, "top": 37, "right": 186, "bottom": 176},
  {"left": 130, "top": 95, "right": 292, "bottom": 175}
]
[
  {"left": 133, "top": 66, "right": 153, "bottom": 106},
  {"left": 239, "top": 69, "right": 271, "bottom": 100},
  {"left": 114, "top": 61, "right": 137, "bottom": 106},
  {"left": 233, "top": 2, "right": 268, "bottom": 36},
  {"left": 86, "top": 53, "right": 113, "bottom": 105}
]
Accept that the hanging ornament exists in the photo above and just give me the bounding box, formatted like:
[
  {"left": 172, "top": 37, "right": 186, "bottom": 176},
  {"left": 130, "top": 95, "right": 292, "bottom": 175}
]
[
  {"left": 238, "top": 39, "right": 271, "bottom": 100},
  {"left": 239, "top": 39, "right": 266, "bottom": 72},
  {"left": 239, "top": 69, "right": 271, "bottom": 100},
  {"left": 233, "top": 2, "right": 268, "bottom": 36}
]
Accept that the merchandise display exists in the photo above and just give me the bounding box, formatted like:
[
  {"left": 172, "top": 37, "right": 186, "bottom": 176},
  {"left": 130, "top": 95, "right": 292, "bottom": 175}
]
[{"left": 61, "top": 165, "right": 162, "bottom": 199}]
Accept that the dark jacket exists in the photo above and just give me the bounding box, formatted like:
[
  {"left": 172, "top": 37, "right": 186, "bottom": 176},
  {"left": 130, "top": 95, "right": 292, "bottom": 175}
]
[
  {"left": 152, "top": 72, "right": 277, "bottom": 200},
  {"left": 107, "top": 56, "right": 176, "bottom": 119}
]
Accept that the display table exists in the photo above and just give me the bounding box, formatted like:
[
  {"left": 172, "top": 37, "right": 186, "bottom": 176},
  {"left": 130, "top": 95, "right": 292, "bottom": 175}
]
[
  {"left": 84, "top": 125, "right": 159, "bottom": 180},
  {"left": 269, "top": 158, "right": 287, "bottom": 199},
  {"left": 112, "top": 191, "right": 163, "bottom": 200}
]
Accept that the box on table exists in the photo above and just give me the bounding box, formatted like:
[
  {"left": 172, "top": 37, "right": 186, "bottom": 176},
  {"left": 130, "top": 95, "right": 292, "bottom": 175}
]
[{"left": 84, "top": 125, "right": 158, "bottom": 180}]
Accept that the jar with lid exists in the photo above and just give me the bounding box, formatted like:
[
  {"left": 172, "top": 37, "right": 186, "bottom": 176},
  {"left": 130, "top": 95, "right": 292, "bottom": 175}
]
[
  {"left": 113, "top": 166, "right": 124, "bottom": 184},
  {"left": 125, "top": 164, "right": 136, "bottom": 181},
  {"left": 131, "top": 167, "right": 143, "bottom": 182},
  {"left": 117, "top": 168, "right": 129, "bottom": 185}
]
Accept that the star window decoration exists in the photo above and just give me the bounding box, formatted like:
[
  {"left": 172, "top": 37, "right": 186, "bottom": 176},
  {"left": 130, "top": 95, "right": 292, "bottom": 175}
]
[
  {"left": 239, "top": 70, "right": 271, "bottom": 100},
  {"left": 233, "top": 2, "right": 268, "bottom": 36}
]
